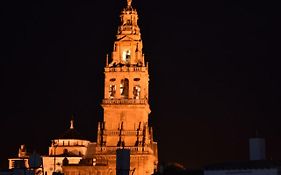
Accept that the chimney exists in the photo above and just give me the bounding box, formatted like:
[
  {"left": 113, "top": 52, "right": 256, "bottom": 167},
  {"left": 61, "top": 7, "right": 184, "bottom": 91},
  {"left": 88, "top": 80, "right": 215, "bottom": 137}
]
[
  {"left": 249, "top": 137, "right": 266, "bottom": 161},
  {"left": 116, "top": 148, "right": 130, "bottom": 175}
]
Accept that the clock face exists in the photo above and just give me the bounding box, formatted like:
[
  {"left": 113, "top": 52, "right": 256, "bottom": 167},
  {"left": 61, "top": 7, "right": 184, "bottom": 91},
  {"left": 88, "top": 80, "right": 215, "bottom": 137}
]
[{"left": 122, "top": 50, "right": 131, "bottom": 63}]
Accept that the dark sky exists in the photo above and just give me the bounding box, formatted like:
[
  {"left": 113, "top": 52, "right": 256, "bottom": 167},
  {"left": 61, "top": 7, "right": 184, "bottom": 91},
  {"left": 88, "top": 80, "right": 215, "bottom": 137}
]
[{"left": 1, "top": 0, "right": 281, "bottom": 170}]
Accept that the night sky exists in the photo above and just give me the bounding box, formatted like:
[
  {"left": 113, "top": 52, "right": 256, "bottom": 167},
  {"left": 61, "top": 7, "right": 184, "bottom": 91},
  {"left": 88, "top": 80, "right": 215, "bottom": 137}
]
[{"left": 1, "top": 0, "right": 281, "bottom": 170}]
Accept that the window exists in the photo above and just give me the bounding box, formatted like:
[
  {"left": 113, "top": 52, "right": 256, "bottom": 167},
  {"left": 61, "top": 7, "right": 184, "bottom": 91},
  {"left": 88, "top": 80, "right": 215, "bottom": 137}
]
[
  {"left": 133, "top": 85, "right": 141, "bottom": 99},
  {"left": 120, "top": 79, "right": 129, "bottom": 98},
  {"left": 109, "top": 85, "right": 116, "bottom": 99},
  {"left": 122, "top": 50, "right": 131, "bottom": 63}
]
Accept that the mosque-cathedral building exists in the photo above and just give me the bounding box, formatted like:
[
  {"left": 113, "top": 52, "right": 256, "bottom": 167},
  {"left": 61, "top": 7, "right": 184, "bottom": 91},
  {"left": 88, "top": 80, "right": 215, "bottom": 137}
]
[{"left": 7, "top": 0, "right": 158, "bottom": 175}]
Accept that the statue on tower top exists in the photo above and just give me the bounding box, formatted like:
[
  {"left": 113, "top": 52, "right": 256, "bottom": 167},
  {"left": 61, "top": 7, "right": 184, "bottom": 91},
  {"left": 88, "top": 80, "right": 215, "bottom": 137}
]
[{"left": 127, "top": 0, "right": 132, "bottom": 7}]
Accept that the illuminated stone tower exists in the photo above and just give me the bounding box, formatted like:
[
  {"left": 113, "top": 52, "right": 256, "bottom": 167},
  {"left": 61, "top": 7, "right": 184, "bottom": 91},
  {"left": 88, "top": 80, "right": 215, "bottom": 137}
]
[{"left": 95, "top": 0, "right": 158, "bottom": 175}]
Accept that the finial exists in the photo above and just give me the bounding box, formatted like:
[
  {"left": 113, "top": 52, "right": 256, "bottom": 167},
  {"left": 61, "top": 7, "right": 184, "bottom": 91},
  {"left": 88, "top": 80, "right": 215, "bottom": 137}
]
[
  {"left": 70, "top": 117, "right": 74, "bottom": 129},
  {"left": 127, "top": 0, "right": 132, "bottom": 7},
  {"left": 106, "top": 54, "right": 109, "bottom": 67}
]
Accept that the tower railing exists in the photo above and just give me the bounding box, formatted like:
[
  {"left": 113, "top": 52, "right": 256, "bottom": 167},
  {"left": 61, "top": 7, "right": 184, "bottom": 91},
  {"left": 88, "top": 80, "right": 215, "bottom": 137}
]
[
  {"left": 96, "top": 146, "right": 154, "bottom": 154},
  {"left": 105, "top": 66, "right": 147, "bottom": 72},
  {"left": 102, "top": 98, "right": 148, "bottom": 105},
  {"left": 102, "top": 130, "right": 143, "bottom": 136}
]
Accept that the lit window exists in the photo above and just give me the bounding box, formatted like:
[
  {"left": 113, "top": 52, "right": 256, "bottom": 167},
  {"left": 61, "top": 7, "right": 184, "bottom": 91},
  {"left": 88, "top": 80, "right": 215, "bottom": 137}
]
[
  {"left": 133, "top": 85, "right": 141, "bottom": 99},
  {"left": 109, "top": 85, "right": 116, "bottom": 99},
  {"left": 122, "top": 50, "right": 130, "bottom": 63},
  {"left": 120, "top": 79, "right": 129, "bottom": 98}
]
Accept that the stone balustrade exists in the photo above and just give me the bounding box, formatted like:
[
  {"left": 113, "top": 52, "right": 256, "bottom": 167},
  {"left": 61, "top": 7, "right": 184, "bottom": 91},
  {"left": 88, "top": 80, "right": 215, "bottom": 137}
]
[
  {"left": 105, "top": 66, "right": 147, "bottom": 72},
  {"left": 102, "top": 98, "right": 147, "bottom": 105},
  {"left": 102, "top": 130, "right": 143, "bottom": 136},
  {"left": 96, "top": 146, "right": 154, "bottom": 154}
]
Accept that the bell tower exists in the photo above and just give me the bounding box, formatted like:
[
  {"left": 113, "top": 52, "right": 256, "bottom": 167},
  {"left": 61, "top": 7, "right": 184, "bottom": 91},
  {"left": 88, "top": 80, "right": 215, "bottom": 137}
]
[{"left": 95, "top": 0, "right": 158, "bottom": 175}]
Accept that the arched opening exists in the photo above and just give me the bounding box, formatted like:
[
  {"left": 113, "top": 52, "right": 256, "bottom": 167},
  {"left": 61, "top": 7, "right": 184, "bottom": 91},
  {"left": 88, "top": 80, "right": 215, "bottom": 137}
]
[
  {"left": 122, "top": 50, "right": 131, "bottom": 63},
  {"left": 109, "top": 84, "right": 116, "bottom": 99},
  {"left": 133, "top": 85, "right": 141, "bottom": 99},
  {"left": 120, "top": 79, "right": 129, "bottom": 98}
]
